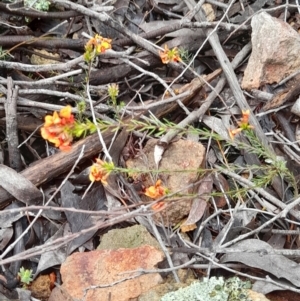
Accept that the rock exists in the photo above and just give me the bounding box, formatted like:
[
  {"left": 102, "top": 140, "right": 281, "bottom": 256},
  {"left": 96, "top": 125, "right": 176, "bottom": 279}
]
[
  {"left": 242, "top": 12, "right": 300, "bottom": 89},
  {"left": 138, "top": 269, "right": 196, "bottom": 301},
  {"left": 97, "top": 225, "right": 161, "bottom": 251},
  {"left": 159, "top": 277, "right": 270, "bottom": 301},
  {"left": 126, "top": 139, "right": 206, "bottom": 225},
  {"left": 248, "top": 289, "right": 271, "bottom": 301},
  {"left": 30, "top": 49, "right": 60, "bottom": 65},
  {"left": 30, "top": 274, "right": 52, "bottom": 301},
  {"left": 291, "top": 96, "right": 300, "bottom": 117},
  {"left": 58, "top": 246, "right": 163, "bottom": 301},
  {"left": 266, "top": 290, "right": 300, "bottom": 300},
  {"left": 48, "top": 287, "right": 73, "bottom": 301},
  {"left": 138, "top": 281, "right": 188, "bottom": 301}
]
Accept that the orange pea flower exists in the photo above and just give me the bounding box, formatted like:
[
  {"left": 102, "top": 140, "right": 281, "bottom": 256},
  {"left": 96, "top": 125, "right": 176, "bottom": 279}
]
[
  {"left": 84, "top": 34, "right": 112, "bottom": 62},
  {"left": 229, "top": 109, "right": 254, "bottom": 140},
  {"left": 228, "top": 128, "right": 243, "bottom": 140},
  {"left": 159, "top": 44, "right": 181, "bottom": 64},
  {"left": 41, "top": 105, "right": 75, "bottom": 151},
  {"left": 89, "top": 159, "right": 114, "bottom": 185},
  {"left": 97, "top": 37, "right": 112, "bottom": 53},
  {"left": 145, "top": 179, "right": 168, "bottom": 199},
  {"left": 42, "top": 131, "right": 74, "bottom": 151}
]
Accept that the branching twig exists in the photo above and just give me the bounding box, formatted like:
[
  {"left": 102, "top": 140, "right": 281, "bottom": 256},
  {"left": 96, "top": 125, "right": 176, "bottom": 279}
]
[
  {"left": 0, "top": 56, "right": 84, "bottom": 72},
  {"left": 0, "top": 146, "right": 85, "bottom": 261}
]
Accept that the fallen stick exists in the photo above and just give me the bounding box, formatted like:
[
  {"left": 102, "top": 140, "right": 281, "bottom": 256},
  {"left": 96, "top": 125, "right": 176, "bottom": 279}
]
[
  {"left": 153, "top": 68, "right": 223, "bottom": 119},
  {"left": 0, "top": 131, "right": 114, "bottom": 208}
]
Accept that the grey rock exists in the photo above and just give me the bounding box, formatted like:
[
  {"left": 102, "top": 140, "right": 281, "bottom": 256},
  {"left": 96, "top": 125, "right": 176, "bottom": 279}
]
[{"left": 242, "top": 12, "right": 300, "bottom": 89}]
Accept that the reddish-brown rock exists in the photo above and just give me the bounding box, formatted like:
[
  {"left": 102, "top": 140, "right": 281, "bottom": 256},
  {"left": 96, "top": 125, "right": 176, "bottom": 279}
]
[
  {"left": 126, "top": 138, "right": 206, "bottom": 225},
  {"left": 57, "top": 246, "right": 163, "bottom": 301}
]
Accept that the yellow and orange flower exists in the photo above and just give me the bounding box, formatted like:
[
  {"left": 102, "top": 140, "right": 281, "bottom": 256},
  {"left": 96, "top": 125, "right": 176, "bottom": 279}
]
[
  {"left": 159, "top": 44, "right": 181, "bottom": 64},
  {"left": 41, "top": 105, "right": 75, "bottom": 151},
  {"left": 144, "top": 179, "right": 168, "bottom": 199},
  {"left": 89, "top": 159, "right": 114, "bottom": 185},
  {"left": 238, "top": 110, "right": 253, "bottom": 129},
  {"left": 96, "top": 37, "right": 112, "bottom": 53},
  {"left": 84, "top": 34, "right": 112, "bottom": 62},
  {"left": 229, "top": 109, "right": 254, "bottom": 140}
]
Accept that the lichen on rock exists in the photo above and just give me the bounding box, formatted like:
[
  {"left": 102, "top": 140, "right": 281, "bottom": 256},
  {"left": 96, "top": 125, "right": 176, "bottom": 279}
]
[
  {"left": 160, "top": 277, "right": 253, "bottom": 301},
  {"left": 24, "top": 0, "right": 50, "bottom": 11}
]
